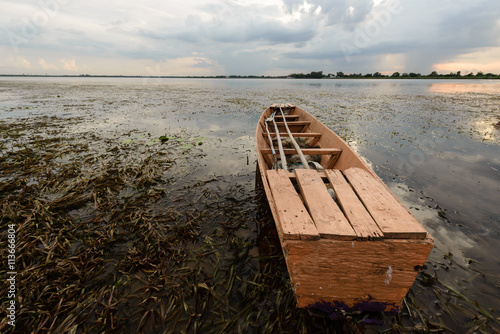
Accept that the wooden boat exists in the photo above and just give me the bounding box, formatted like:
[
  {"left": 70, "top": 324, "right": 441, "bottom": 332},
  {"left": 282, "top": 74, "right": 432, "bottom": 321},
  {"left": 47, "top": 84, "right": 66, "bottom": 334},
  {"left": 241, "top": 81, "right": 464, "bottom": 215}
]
[{"left": 255, "top": 103, "right": 434, "bottom": 314}]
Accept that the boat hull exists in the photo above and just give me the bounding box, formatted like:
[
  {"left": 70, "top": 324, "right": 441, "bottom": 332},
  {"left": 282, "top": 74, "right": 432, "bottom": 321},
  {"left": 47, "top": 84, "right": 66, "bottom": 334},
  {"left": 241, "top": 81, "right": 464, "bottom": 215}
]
[{"left": 255, "top": 104, "right": 433, "bottom": 313}]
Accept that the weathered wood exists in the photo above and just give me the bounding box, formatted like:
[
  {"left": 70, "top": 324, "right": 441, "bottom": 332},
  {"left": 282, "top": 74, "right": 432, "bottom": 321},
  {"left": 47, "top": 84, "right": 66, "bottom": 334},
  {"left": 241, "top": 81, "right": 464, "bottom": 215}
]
[
  {"left": 266, "top": 169, "right": 320, "bottom": 240},
  {"left": 262, "top": 120, "right": 276, "bottom": 168},
  {"left": 270, "top": 102, "right": 296, "bottom": 110},
  {"left": 262, "top": 152, "right": 274, "bottom": 168},
  {"left": 265, "top": 132, "right": 322, "bottom": 139},
  {"left": 274, "top": 115, "right": 300, "bottom": 121},
  {"left": 285, "top": 237, "right": 434, "bottom": 309},
  {"left": 261, "top": 148, "right": 342, "bottom": 155},
  {"left": 260, "top": 123, "right": 313, "bottom": 137},
  {"left": 255, "top": 104, "right": 434, "bottom": 312},
  {"left": 344, "top": 167, "right": 428, "bottom": 239},
  {"left": 279, "top": 109, "right": 311, "bottom": 169},
  {"left": 284, "top": 170, "right": 327, "bottom": 179},
  {"left": 290, "top": 108, "right": 375, "bottom": 172},
  {"left": 325, "top": 150, "right": 342, "bottom": 169},
  {"left": 271, "top": 115, "right": 288, "bottom": 171},
  {"left": 309, "top": 136, "right": 321, "bottom": 147},
  {"left": 325, "top": 169, "right": 383, "bottom": 240},
  {"left": 295, "top": 169, "right": 356, "bottom": 240},
  {"left": 273, "top": 121, "right": 310, "bottom": 133}
]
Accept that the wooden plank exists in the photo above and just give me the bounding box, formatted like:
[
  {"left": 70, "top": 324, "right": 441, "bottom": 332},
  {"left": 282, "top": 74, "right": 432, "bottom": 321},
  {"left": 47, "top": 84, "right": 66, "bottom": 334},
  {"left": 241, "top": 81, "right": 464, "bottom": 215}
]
[
  {"left": 343, "top": 167, "right": 428, "bottom": 239},
  {"left": 261, "top": 148, "right": 342, "bottom": 155},
  {"left": 284, "top": 170, "right": 327, "bottom": 179},
  {"left": 274, "top": 115, "right": 300, "bottom": 121},
  {"left": 325, "top": 150, "right": 342, "bottom": 169},
  {"left": 266, "top": 169, "right": 320, "bottom": 240},
  {"left": 270, "top": 103, "right": 296, "bottom": 110},
  {"left": 284, "top": 237, "right": 434, "bottom": 309},
  {"left": 260, "top": 123, "right": 312, "bottom": 135},
  {"left": 265, "top": 132, "right": 322, "bottom": 139},
  {"left": 309, "top": 136, "right": 321, "bottom": 147},
  {"left": 295, "top": 169, "right": 356, "bottom": 240},
  {"left": 262, "top": 153, "right": 274, "bottom": 168},
  {"left": 273, "top": 121, "right": 310, "bottom": 133},
  {"left": 325, "top": 169, "right": 383, "bottom": 240},
  {"left": 274, "top": 121, "right": 311, "bottom": 127}
]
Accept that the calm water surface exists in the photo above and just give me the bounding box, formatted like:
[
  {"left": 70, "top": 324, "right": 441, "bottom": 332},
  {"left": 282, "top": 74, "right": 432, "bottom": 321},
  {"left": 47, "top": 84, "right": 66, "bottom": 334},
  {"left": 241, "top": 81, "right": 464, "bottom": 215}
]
[{"left": 1, "top": 77, "right": 499, "bottom": 332}]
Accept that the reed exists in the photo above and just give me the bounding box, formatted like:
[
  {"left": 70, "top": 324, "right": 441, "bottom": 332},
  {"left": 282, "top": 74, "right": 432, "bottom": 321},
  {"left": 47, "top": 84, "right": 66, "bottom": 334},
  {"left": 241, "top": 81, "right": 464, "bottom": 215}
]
[{"left": 1, "top": 112, "right": 498, "bottom": 333}]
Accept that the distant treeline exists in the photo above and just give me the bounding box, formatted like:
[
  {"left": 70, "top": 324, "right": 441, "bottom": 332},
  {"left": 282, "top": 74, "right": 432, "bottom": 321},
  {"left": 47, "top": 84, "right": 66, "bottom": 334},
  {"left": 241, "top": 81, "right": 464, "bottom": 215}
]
[
  {"left": 2, "top": 71, "right": 499, "bottom": 79},
  {"left": 289, "top": 71, "right": 500, "bottom": 79}
]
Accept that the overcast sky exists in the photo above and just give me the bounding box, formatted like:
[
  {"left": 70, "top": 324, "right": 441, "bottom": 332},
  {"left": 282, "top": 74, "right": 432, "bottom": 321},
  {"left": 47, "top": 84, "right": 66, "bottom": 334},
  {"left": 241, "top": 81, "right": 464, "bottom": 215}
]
[{"left": 1, "top": 0, "right": 500, "bottom": 76}]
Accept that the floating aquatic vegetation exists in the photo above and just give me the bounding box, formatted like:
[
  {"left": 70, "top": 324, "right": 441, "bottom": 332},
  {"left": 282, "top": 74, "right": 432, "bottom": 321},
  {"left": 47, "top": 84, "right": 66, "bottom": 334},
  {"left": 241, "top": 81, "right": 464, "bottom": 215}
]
[{"left": 0, "top": 78, "right": 499, "bottom": 333}]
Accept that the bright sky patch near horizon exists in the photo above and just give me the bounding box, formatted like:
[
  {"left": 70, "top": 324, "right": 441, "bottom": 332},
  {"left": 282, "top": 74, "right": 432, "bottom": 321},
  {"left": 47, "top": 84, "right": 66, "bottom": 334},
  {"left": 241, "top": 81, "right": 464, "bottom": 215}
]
[{"left": 1, "top": 0, "right": 499, "bottom": 76}]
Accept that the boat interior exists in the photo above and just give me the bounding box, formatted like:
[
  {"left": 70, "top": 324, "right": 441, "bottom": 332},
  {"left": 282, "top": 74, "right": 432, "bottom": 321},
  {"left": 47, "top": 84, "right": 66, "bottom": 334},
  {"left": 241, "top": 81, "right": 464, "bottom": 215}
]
[{"left": 256, "top": 104, "right": 431, "bottom": 242}]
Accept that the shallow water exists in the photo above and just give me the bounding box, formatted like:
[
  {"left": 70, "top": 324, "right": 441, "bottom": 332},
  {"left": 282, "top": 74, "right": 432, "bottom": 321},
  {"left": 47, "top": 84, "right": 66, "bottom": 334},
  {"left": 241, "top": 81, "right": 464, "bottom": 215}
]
[{"left": 1, "top": 77, "right": 499, "bottom": 332}]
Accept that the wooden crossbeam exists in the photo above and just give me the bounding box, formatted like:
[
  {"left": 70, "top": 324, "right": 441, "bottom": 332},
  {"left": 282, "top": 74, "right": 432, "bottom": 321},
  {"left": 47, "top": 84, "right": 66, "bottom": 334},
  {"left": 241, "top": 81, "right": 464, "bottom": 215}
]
[
  {"left": 274, "top": 115, "right": 300, "bottom": 120},
  {"left": 261, "top": 148, "right": 342, "bottom": 155},
  {"left": 265, "top": 132, "right": 322, "bottom": 138},
  {"left": 273, "top": 121, "right": 310, "bottom": 130}
]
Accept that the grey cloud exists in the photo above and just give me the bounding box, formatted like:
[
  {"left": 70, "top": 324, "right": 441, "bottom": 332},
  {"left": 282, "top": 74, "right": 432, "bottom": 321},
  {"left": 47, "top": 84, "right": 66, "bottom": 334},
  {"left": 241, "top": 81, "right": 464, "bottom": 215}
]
[
  {"left": 281, "top": 0, "right": 375, "bottom": 30},
  {"left": 3, "top": 0, "right": 499, "bottom": 76},
  {"left": 193, "top": 59, "right": 212, "bottom": 68},
  {"left": 193, "top": 1, "right": 317, "bottom": 44},
  {"left": 437, "top": 3, "right": 500, "bottom": 49},
  {"left": 278, "top": 0, "right": 500, "bottom": 74},
  {"left": 137, "top": 28, "right": 201, "bottom": 43},
  {"left": 341, "top": 0, "right": 374, "bottom": 25},
  {"left": 283, "top": 38, "right": 415, "bottom": 61},
  {"left": 204, "top": 21, "right": 316, "bottom": 44},
  {"left": 205, "top": 47, "right": 276, "bottom": 75},
  {"left": 403, "top": 1, "right": 500, "bottom": 73},
  {"left": 140, "top": 17, "right": 316, "bottom": 45},
  {"left": 281, "top": 0, "right": 305, "bottom": 14}
]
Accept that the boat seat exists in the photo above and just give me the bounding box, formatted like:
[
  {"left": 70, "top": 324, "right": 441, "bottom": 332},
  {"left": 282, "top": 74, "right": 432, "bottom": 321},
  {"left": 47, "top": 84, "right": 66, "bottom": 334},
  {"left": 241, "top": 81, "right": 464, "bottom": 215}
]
[
  {"left": 259, "top": 120, "right": 311, "bottom": 132},
  {"left": 274, "top": 115, "right": 300, "bottom": 121},
  {"left": 261, "top": 148, "right": 342, "bottom": 169},
  {"left": 273, "top": 121, "right": 311, "bottom": 132},
  {"left": 261, "top": 148, "right": 341, "bottom": 155},
  {"left": 265, "top": 132, "right": 321, "bottom": 139},
  {"left": 263, "top": 132, "right": 322, "bottom": 146},
  {"left": 343, "top": 167, "right": 428, "bottom": 239}
]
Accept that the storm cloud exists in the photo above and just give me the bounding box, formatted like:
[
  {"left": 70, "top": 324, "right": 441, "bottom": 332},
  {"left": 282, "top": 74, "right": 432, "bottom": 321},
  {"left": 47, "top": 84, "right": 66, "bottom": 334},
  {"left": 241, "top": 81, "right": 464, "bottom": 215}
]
[{"left": 1, "top": 0, "right": 499, "bottom": 75}]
